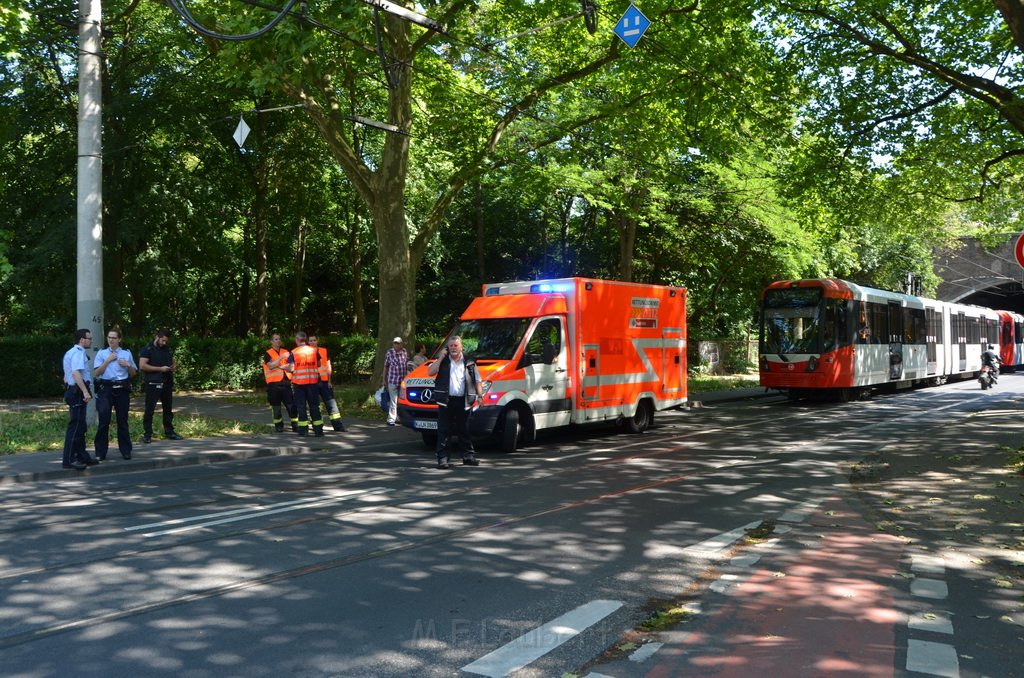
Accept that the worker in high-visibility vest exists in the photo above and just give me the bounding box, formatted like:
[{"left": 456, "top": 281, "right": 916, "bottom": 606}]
[
  {"left": 263, "top": 333, "right": 299, "bottom": 433},
  {"left": 288, "top": 331, "right": 325, "bottom": 437},
  {"left": 308, "top": 334, "right": 346, "bottom": 432}
]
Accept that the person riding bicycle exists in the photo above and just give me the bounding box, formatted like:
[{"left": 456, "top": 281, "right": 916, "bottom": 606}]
[{"left": 982, "top": 344, "right": 1000, "bottom": 385}]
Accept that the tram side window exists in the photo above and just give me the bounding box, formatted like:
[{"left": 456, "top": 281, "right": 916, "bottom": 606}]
[
  {"left": 869, "top": 302, "right": 888, "bottom": 344},
  {"left": 823, "top": 299, "right": 849, "bottom": 351},
  {"left": 906, "top": 308, "right": 926, "bottom": 344},
  {"left": 856, "top": 302, "right": 870, "bottom": 344}
]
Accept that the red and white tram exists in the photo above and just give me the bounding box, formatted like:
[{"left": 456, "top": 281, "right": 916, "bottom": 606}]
[
  {"left": 997, "top": 310, "right": 1024, "bottom": 371},
  {"left": 759, "top": 278, "right": 1007, "bottom": 399}
]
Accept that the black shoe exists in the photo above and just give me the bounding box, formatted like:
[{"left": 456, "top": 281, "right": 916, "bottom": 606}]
[
  {"left": 436, "top": 462, "right": 450, "bottom": 469},
  {"left": 298, "top": 432, "right": 308, "bottom": 437},
  {"left": 83, "top": 457, "right": 100, "bottom": 466},
  {"left": 121, "top": 453, "right": 132, "bottom": 460},
  {"left": 462, "top": 457, "right": 480, "bottom": 466},
  {"left": 333, "top": 423, "right": 347, "bottom": 432},
  {"left": 314, "top": 432, "right": 325, "bottom": 438},
  {"left": 95, "top": 455, "right": 106, "bottom": 461},
  {"left": 63, "top": 462, "right": 87, "bottom": 470},
  {"left": 166, "top": 432, "right": 183, "bottom": 441},
  {"left": 275, "top": 427, "right": 285, "bottom": 433},
  {"left": 143, "top": 435, "right": 152, "bottom": 444}
]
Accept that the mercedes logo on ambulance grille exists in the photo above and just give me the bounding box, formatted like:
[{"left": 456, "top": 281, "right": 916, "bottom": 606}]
[{"left": 420, "top": 389, "right": 433, "bottom": 403}]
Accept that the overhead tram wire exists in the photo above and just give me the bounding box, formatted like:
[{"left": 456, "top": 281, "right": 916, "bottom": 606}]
[{"left": 167, "top": 0, "right": 301, "bottom": 41}]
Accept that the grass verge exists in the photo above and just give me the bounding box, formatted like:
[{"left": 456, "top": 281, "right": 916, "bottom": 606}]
[{"left": 0, "top": 408, "right": 263, "bottom": 455}]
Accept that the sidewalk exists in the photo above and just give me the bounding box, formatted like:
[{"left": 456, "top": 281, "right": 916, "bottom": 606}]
[
  {"left": 0, "top": 389, "right": 772, "bottom": 486},
  {"left": 579, "top": 387, "right": 1024, "bottom": 678},
  {"left": 0, "top": 393, "right": 422, "bottom": 485}
]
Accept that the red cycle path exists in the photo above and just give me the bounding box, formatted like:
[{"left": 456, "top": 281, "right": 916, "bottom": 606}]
[{"left": 646, "top": 495, "right": 906, "bottom": 677}]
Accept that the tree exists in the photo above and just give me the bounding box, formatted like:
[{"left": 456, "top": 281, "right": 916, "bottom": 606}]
[
  {"left": 773, "top": 0, "right": 1024, "bottom": 208},
  {"left": 175, "top": 0, "right": 802, "bottom": 373}
]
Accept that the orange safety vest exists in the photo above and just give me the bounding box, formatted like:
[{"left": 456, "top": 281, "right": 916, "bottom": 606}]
[
  {"left": 316, "top": 347, "right": 331, "bottom": 382},
  {"left": 291, "top": 345, "right": 320, "bottom": 385},
  {"left": 263, "top": 348, "right": 290, "bottom": 383}
]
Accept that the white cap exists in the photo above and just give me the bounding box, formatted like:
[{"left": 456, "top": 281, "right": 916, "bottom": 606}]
[{"left": 393, "top": 337, "right": 403, "bottom": 343}]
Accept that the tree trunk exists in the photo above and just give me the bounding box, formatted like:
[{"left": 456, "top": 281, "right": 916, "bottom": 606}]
[
  {"left": 347, "top": 197, "right": 367, "bottom": 334},
  {"left": 475, "top": 181, "right": 485, "bottom": 283},
  {"left": 292, "top": 215, "right": 307, "bottom": 326},
  {"left": 617, "top": 211, "right": 637, "bottom": 282},
  {"left": 254, "top": 111, "right": 268, "bottom": 340}
]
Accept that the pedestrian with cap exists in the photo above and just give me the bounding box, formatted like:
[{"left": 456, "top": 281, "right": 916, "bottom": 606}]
[{"left": 383, "top": 336, "right": 408, "bottom": 426}]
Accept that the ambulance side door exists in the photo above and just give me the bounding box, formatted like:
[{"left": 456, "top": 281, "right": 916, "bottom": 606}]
[{"left": 522, "top": 316, "right": 571, "bottom": 429}]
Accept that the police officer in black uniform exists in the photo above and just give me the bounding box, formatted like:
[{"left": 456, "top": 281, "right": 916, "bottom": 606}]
[{"left": 139, "top": 329, "right": 183, "bottom": 443}]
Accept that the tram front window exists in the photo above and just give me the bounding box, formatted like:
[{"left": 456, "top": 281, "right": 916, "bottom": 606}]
[{"left": 763, "top": 288, "right": 824, "bottom": 354}]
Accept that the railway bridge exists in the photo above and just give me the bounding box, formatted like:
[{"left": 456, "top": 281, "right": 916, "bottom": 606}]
[{"left": 936, "top": 233, "right": 1024, "bottom": 312}]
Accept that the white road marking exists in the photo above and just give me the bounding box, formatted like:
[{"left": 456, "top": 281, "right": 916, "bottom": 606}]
[
  {"left": 629, "top": 641, "right": 663, "bottom": 662},
  {"left": 909, "top": 613, "right": 954, "bottom": 635},
  {"left": 911, "top": 554, "right": 946, "bottom": 575},
  {"left": 461, "top": 599, "right": 623, "bottom": 677},
  {"left": 906, "top": 638, "right": 960, "bottom": 677},
  {"left": 126, "top": 487, "right": 389, "bottom": 537},
  {"left": 911, "top": 578, "right": 949, "bottom": 600},
  {"left": 681, "top": 520, "right": 761, "bottom": 559}
]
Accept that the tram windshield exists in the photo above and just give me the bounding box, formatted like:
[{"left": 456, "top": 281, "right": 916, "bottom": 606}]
[
  {"left": 762, "top": 287, "right": 824, "bottom": 354},
  {"left": 438, "top": 318, "right": 532, "bottom": 361}
]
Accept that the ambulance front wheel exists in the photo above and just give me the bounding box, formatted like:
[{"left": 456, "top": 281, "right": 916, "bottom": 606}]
[
  {"left": 625, "top": 400, "right": 653, "bottom": 434},
  {"left": 501, "top": 408, "right": 521, "bottom": 453}
]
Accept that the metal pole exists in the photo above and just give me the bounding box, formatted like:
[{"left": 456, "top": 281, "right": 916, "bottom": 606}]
[{"left": 78, "top": 0, "right": 103, "bottom": 422}]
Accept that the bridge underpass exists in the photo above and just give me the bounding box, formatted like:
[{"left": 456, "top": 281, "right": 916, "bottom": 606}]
[{"left": 935, "top": 233, "right": 1024, "bottom": 313}]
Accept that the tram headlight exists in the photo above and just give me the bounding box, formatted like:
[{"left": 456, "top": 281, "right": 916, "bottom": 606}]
[{"left": 806, "top": 356, "right": 819, "bottom": 372}]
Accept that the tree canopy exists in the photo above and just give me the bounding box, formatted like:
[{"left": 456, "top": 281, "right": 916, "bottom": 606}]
[{"left": 2, "top": 0, "right": 1021, "bottom": 357}]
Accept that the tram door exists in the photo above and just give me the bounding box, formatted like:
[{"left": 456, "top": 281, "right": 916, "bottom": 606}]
[
  {"left": 888, "top": 301, "right": 903, "bottom": 380},
  {"left": 926, "top": 308, "right": 940, "bottom": 375},
  {"left": 957, "top": 312, "right": 967, "bottom": 372}
]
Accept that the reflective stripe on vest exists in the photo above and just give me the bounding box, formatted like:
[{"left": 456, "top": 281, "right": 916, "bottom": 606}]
[
  {"left": 291, "top": 345, "right": 320, "bottom": 385},
  {"left": 263, "top": 348, "right": 289, "bottom": 383},
  {"left": 317, "top": 347, "right": 330, "bottom": 382}
]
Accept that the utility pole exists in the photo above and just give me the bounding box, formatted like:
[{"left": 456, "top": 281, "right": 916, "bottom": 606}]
[{"left": 78, "top": 0, "right": 104, "bottom": 420}]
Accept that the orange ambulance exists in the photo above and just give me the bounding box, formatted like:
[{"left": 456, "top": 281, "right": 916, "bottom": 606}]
[{"left": 397, "top": 277, "right": 687, "bottom": 451}]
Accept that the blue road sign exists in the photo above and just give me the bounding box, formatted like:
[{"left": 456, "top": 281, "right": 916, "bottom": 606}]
[{"left": 614, "top": 3, "right": 650, "bottom": 48}]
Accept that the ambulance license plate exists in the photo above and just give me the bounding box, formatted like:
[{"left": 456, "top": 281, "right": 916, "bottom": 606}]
[{"left": 413, "top": 420, "right": 438, "bottom": 430}]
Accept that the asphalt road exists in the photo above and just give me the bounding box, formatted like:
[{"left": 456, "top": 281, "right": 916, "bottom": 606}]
[{"left": 1, "top": 378, "right": 1022, "bottom": 678}]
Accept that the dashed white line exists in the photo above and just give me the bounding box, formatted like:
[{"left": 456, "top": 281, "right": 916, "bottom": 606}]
[
  {"left": 906, "top": 638, "right": 960, "bottom": 677},
  {"left": 126, "top": 487, "right": 389, "bottom": 537},
  {"left": 461, "top": 599, "right": 623, "bottom": 678}
]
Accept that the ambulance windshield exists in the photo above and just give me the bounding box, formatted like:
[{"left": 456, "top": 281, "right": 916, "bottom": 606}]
[{"left": 440, "top": 318, "right": 532, "bottom": 361}]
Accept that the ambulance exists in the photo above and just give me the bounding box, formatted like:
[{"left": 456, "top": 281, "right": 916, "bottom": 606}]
[{"left": 397, "top": 277, "right": 687, "bottom": 451}]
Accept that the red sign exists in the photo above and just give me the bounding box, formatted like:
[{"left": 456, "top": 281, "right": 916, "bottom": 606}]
[{"left": 1016, "top": 233, "right": 1024, "bottom": 270}]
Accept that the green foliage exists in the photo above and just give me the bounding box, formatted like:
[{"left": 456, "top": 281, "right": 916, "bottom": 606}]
[
  {"left": 0, "top": 334, "right": 379, "bottom": 398},
  {"left": 0, "top": 336, "right": 67, "bottom": 398}
]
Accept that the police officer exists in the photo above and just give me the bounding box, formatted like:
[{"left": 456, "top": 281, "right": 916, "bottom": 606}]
[
  {"left": 263, "top": 333, "right": 299, "bottom": 433},
  {"left": 289, "top": 332, "right": 325, "bottom": 437},
  {"left": 139, "top": 329, "right": 183, "bottom": 444},
  {"left": 93, "top": 327, "right": 138, "bottom": 460},
  {"left": 309, "top": 334, "right": 346, "bottom": 432},
  {"left": 62, "top": 328, "right": 99, "bottom": 470}
]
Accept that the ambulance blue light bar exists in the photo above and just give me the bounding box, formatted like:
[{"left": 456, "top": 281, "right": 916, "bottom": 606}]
[{"left": 530, "top": 283, "right": 573, "bottom": 294}]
